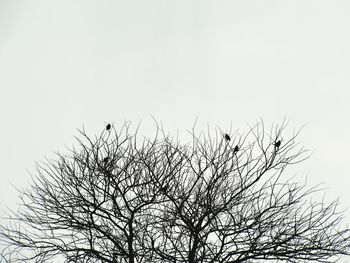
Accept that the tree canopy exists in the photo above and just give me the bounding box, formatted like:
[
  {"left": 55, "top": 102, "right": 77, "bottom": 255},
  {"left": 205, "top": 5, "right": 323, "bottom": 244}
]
[{"left": 1, "top": 121, "right": 350, "bottom": 263}]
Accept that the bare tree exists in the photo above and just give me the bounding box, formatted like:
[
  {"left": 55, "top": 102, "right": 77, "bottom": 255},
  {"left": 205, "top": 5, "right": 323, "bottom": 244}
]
[{"left": 1, "top": 121, "right": 350, "bottom": 263}]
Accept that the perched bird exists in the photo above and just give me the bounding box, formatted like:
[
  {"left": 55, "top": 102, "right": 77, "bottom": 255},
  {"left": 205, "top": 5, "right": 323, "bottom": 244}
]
[
  {"left": 225, "top": 134, "right": 231, "bottom": 141},
  {"left": 160, "top": 185, "right": 168, "bottom": 192},
  {"left": 106, "top": 123, "right": 111, "bottom": 131},
  {"left": 103, "top": 157, "right": 109, "bottom": 163},
  {"left": 274, "top": 140, "right": 281, "bottom": 148},
  {"left": 234, "top": 145, "right": 239, "bottom": 153}
]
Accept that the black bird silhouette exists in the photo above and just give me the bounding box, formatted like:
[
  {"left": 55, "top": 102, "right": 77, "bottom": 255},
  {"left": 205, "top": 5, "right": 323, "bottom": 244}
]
[
  {"left": 160, "top": 185, "right": 168, "bottom": 192},
  {"left": 103, "top": 157, "right": 109, "bottom": 163},
  {"left": 234, "top": 145, "right": 239, "bottom": 153},
  {"left": 106, "top": 123, "right": 111, "bottom": 130},
  {"left": 274, "top": 140, "right": 281, "bottom": 148},
  {"left": 225, "top": 134, "right": 231, "bottom": 141}
]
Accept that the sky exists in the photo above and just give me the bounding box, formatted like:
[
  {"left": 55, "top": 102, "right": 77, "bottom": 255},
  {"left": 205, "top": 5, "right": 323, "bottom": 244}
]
[{"left": 0, "top": 0, "right": 350, "bottom": 260}]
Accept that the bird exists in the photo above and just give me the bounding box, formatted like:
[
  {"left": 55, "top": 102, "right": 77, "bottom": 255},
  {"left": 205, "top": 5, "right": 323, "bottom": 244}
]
[
  {"left": 234, "top": 145, "right": 239, "bottom": 153},
  {"left": 274, "top": 140, "right": 281, "bottom": 148},
  {"left": 106, "top": 123, "right": 111, "bottom": 131},
  {"left": 225, "top": 134, "right": 231, "bottom": 141},
  {"left": 160, "top": 185, "right": 168, "bottom": 192},
  {"left": 103, "top": 157, "right": 109, "bottom": 163}
]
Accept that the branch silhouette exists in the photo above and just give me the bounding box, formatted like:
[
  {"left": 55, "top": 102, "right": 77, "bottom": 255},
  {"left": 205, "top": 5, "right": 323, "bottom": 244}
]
[{"left": 1, "top": 120, "right": 349, "bottom": 263}]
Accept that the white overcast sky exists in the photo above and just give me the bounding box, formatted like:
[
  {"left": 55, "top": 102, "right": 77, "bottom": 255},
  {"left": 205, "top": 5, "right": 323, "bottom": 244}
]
[{"left": 0, "top": 0, "right": 350, "bottom": 260}]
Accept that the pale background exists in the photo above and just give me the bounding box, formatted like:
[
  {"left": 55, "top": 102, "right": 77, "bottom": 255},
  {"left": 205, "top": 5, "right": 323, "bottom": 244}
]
[{"left": 0, "top": 0, "right": 349, "bottom": 261}]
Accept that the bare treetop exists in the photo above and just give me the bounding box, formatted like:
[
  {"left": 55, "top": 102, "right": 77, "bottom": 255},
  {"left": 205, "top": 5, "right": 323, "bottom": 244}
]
[{"left": 1, "top": 120, "right": 350, "bottom": 263}]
